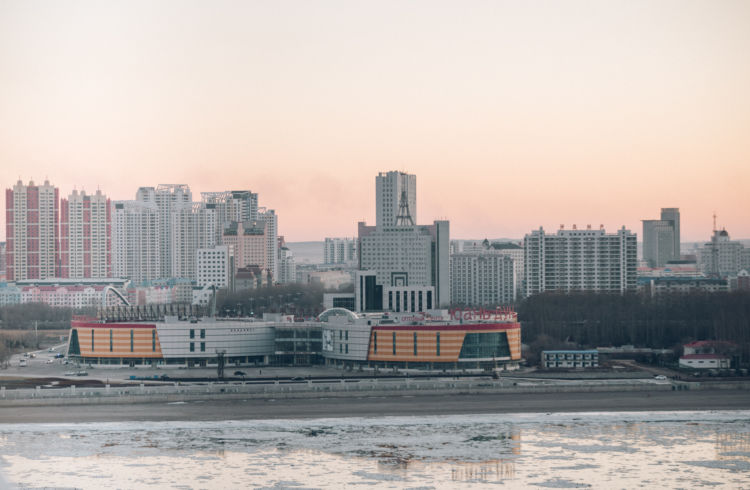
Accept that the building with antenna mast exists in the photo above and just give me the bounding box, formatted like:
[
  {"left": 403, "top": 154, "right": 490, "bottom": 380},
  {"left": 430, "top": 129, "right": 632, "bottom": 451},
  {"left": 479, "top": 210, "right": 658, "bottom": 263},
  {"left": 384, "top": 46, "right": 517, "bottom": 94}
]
[{"left": 357, "top": 171, "right": 450, "bottom": 312}]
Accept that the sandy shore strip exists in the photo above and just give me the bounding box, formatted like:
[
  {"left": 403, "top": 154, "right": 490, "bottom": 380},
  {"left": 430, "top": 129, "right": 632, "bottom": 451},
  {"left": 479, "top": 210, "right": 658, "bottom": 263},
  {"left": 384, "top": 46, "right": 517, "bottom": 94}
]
[{"left": 1, "top": 390, "right": 749, "bottom": 424}]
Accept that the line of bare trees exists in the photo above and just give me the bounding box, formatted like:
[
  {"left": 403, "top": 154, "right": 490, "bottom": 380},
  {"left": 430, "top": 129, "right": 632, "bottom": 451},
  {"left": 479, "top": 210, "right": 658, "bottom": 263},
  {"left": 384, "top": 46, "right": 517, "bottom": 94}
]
[{"left": 517, "top": 291, "right": 750, "bottom": 361}]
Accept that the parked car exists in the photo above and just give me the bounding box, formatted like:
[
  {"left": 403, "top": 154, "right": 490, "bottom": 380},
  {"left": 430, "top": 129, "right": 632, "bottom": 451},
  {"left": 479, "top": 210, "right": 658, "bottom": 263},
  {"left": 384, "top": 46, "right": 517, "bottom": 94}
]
[{"left": 654, "top": 375, "right": 667, "bottom": 380}]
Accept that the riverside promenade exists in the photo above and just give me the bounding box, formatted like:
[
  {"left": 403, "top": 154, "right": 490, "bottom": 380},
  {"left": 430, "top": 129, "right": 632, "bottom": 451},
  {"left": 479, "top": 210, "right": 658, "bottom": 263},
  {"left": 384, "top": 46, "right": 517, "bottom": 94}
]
[{"left": 2, "top": 376, "right": 750, "bottom": 423}]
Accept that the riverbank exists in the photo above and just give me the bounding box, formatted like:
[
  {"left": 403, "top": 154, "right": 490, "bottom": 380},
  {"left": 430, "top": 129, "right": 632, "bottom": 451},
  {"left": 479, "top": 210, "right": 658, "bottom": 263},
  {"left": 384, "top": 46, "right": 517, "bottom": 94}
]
[{"left": 2, "top": 389, "right": 750, "bottom": 424}]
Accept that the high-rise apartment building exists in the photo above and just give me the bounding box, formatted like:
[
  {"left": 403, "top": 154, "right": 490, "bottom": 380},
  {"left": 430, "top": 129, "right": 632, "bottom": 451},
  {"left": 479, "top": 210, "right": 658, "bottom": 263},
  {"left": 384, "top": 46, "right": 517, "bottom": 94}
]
[
  {"left": 112, "top": 200, "right": 160, "bottom": 283},
  {"left": 135, "top": 185, "right": 193, "bottom": 279},
  {"left": 201, "top": 190, "right": 259, "bottom": 242},
  {"left": 524, "top": 226, "right": 637, "bottom": 296},
  {"left": 324, "top": 237, "right": 357, "bottom": 264},
  {"left": 0, "top": 242, "right": 6, "bottom": 280},
  {"left": 5, "top": 179, "right": 59, "bottom": 281},
  {"left": 642, "top": 207, "right": 680, "bottom": 267},
  {"left": 277, "top": 236, "right": 296, "bottom": 284},
  {"left": 170, "top": 202, "right": 217, "bottom": 281},
  {"left": 376, "top": 171, "right": 417, "bottom": 229},
  {"left": 258, "top": 208, "right": 278, "bottom": 282},
  {"left": 60, "top": 189, "right": 112, "bottom": 279},
  {"left": 125, "top": 185, "right": 218, "bottom": 281},
  {"left": 451, "top": 253, "right": 515, "bottom": 306},
  {"left": 201, "top": 190, "right": 277, "bottom": 282}
]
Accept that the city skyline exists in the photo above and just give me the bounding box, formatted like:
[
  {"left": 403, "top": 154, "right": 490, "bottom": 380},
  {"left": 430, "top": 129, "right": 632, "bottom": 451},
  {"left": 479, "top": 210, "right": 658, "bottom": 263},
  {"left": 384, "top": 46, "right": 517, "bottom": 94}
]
[
  {"left": 2, "top": 1, "right": 749, "bottom": 242},
  {"left": 1, "top": 176, "right": 742, "bottom": 245}
]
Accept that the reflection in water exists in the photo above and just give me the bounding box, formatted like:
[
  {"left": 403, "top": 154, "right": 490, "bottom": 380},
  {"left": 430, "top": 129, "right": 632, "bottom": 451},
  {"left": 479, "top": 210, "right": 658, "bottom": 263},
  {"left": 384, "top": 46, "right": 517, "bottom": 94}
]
[
  {"left": 451, "top": 459, "right": 516, "bottom": 482},
  {"left": 0, "top": 411, "right": 748, "bottom": 488},
  {"left": 716, "top": 431, "right": 750, "bottom": 462}
]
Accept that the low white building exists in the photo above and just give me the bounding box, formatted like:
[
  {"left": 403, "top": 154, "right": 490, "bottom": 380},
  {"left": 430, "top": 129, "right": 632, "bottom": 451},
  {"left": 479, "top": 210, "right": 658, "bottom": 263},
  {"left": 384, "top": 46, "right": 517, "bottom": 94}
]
[{"left": 679, "top": 354, "right": 730, "bottom": 370}]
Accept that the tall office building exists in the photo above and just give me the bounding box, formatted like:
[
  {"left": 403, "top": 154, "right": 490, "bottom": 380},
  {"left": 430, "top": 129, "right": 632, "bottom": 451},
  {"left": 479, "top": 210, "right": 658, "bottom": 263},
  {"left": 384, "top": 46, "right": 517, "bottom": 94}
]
[
  {"left": 222, "top": 221, "right": 268, "bottom": 271},
  {"left": 324, "top": 237, "right": 357, "bottom": 264},
  {"left": 525, "top": 225, "right": 637, "bottom": 296},
  {"left": 112, "top": 200, "right": 160, "bottom": 283},
  {"left": 661, "top": 208, "right": 680, "bottom": 257},
  {"left": 642, "top": 220, "right": 675, "bottom": 268},
  {"left": 357, "top": 172, "right": 450, "bottom": 311},
  {"left": 60, "top": 189, "right": 112, "bottom": 279},
  {"left": 5, "top": 179, "right": 59, "bottom": 281},
  {"left": 376, "top": 171, "right": 417, "bottom": 229},
  {"left": 642, "top": 208, "right": 680, "bottom": 267}
]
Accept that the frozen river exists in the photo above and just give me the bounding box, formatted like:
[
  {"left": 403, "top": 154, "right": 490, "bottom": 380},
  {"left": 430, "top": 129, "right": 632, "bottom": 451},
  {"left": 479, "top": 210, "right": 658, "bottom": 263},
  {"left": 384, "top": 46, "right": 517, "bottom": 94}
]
[{"left": 1, "top": 410, "right": 749, "bottom": 488}]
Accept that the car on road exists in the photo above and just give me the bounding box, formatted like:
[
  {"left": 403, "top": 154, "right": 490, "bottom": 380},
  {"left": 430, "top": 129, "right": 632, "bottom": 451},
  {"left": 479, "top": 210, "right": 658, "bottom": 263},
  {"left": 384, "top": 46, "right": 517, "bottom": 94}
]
[
  {"left": 654, "top": 375, "right": 667, "bottom": 380},
  {"left": 233, "top": 371, "right": 246, "bottom": 376},
  {"left": 19, "top": 359, "right": 27, "bottom": 367},
  {"left": 46, "top": 359, "right": 54, "bottom": 364}
]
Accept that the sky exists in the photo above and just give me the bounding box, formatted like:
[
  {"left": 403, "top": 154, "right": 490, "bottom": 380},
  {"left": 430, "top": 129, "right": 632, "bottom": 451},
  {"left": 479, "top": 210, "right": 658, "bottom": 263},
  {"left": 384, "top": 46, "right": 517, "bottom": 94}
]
[{"left": 1, "top": 1, "right": 749, "bottom": 242}]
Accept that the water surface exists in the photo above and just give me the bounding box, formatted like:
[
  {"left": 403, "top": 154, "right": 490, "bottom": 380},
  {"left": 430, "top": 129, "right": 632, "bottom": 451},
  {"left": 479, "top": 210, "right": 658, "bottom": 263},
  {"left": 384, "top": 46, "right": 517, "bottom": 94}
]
[{"left": 1, "top": 410, "right": 748, "bottom": 488}]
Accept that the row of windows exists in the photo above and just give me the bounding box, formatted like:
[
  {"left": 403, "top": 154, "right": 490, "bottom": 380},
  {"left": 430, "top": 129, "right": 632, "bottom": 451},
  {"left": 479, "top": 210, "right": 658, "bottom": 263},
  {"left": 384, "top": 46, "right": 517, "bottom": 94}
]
[
  {"left": 189, "top": 342, "right": 206, "bottom": 352},
  {"left": 89, "top": 329, "right": 157, "bottom": 353},
  {"left": 372, "top": 331, "right": 441, "bottom": 356}
]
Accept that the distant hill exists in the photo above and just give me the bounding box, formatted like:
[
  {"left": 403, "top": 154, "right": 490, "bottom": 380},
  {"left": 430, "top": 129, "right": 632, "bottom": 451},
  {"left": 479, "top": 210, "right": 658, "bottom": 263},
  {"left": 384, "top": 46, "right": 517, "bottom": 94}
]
[{"left": 286, "top": 241, "right": 324, "bottom": 264}]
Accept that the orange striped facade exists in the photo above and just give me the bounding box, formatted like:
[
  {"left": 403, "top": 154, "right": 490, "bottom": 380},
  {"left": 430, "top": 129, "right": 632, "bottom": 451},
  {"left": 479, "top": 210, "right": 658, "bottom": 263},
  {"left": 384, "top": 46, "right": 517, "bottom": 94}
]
[
  {"left": 73, "top": 324, "right": 163, "bottom": 358},
  {"left": 506, "top": 328, "right": 521, "bottom": 359},
  {"left": 367, "top": 323, "right": 521, "bottom": 363}
]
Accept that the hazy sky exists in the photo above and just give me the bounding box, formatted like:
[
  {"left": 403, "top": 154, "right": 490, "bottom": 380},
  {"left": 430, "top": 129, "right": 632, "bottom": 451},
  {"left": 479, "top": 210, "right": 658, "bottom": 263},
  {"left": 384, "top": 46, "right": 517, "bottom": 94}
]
[{"left": 1, "top": 1, "right": 749, "bottom": 242}]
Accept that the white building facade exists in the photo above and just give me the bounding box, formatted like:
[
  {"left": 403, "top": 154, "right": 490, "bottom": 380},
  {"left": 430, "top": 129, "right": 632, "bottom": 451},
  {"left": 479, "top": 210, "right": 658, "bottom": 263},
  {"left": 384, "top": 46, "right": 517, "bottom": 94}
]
[
  {"left": 699, "top": 229, "right": 746, "bottom": 278},
  {"left": 376, "top": 171, "right": 417, "bottom": 229},
  {"left": 324, "top": 237, "right": 357, "bottom": 264},
  {"left": 450, "top": 253, "right": 515, "bottom": 306},
  {"left": 112, "top": 200, "right": 160, "bottom": 283},
  {"left": 524, "top": 226, "right": 637, "bottom": 296},
  {"left": 5, "top": 179, "right": 59, "bottom": 281},
  {"left": 196, "top": 245, "right": 230, "bottom": 289}
]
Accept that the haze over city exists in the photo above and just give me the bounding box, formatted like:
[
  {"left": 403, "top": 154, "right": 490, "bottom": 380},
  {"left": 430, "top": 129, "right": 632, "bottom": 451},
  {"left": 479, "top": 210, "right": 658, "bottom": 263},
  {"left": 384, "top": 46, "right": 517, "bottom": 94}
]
[{"left": 2, "top": 0, "right": 749, "bottom": 241}]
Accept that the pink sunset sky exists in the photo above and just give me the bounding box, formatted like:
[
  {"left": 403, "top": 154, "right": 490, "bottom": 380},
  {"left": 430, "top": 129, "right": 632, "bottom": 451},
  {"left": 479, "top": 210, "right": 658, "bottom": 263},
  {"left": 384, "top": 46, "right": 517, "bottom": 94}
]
[{"left": 1, "top": 1, "right": 748, "bottom": 242}]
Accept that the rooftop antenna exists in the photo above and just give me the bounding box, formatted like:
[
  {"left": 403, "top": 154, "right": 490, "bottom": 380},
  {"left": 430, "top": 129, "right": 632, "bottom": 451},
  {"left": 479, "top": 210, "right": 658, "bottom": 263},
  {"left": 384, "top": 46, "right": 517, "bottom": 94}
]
[
  {"left": 395, "top": 190, "right": 414, "bottom": 226},
  {"left": 712, "top": 212, "right": 717, "bottom": 232}
]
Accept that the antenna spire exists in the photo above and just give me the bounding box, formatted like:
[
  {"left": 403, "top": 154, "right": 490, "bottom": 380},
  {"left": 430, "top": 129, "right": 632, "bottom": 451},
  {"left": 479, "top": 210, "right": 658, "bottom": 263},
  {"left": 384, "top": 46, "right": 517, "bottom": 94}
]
[{"left": 395, "top": 190, "right": 414, "bottom": 226}]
